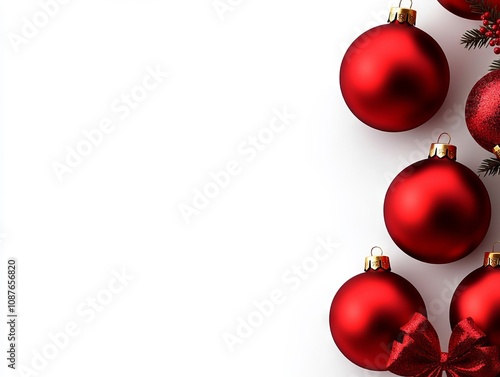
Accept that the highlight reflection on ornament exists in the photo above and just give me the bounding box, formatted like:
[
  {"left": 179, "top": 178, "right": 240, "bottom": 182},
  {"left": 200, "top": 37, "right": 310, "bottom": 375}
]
[
  {"left": 329, "top": 247, "right": 426, "bottom": 370},
  {"left": 450, "top": 242, "right": 500, "bottom": 346},
  {"left": 384, "top": 133, "right": 491, "bottom": 264},
  {"left": 340, "top": 1, "right": 450, "bottom": 132}
]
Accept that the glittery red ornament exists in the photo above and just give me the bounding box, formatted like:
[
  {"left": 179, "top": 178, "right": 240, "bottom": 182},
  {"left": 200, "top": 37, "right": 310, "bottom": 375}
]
[
  {"left": 330, "top": 248, "right": 426, "bottom": 371},
  {"left": 384, "top": 134, "right": 491, "bottom": 264},
  {"left": 465, "top": 70, "right": 500, "bottom": 157},
  {"left": 340, "top": 4, "right": 449, "bottom": 132},
  {"left": 450, "top": 246, "right": 500, "bottom": 346},
  {"left": 437, "top": 0, "right": 500, "bottom": 20}
]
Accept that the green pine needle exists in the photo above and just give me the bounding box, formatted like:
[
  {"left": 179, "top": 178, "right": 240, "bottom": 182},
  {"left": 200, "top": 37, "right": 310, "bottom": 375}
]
[
  {"left": 466, "top": 0, "right": 499, "bottom": 18},
  {"left": 461, "top": 28, "right": 490, "bottom": 50},
  {"left": 489, "top": 59, "right": 500, "bottom": 70},
  {"left": 478, "top": 157, "right": 500, "bottom": 176}
]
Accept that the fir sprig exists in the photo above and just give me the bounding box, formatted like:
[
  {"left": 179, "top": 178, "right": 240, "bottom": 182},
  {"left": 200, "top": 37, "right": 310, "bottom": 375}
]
[
  {"left": 461, "top": 0, "right": 500, "bottom": 59},
  {"left": 461, "top": 28, "right": 490, "bottom": 49},
  {"left": 466, "top": 0, "right": 499, "bottom": 18},
  {"left": 489, "top": 59, "right": 500, "bottom": 70},
  {"left": 463, "top": 1, "right": 500, "bottom": 176},
  {"left": 478, "top": 157, "right": 500, "bottom": 176}
]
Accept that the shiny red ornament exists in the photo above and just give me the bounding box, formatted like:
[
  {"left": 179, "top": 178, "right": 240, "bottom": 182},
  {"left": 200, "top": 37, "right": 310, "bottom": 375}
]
[
  {"left": 437, "top": 0, "right": 500, "bottom": 20},
  {"left": 450, "top": 247, "right": 500, "bottom": 346},
  {"left": 340, "top": 5, "right": 449, "bottom": 132},
  {"left": 465, "top": 70, "right": 500, "bottom": 157},
  {"left": 329, "top": 248, "right": 426, "bottom": 371},
  {"left": 384, "top": 135, "right": 491, "bottom": 264}
]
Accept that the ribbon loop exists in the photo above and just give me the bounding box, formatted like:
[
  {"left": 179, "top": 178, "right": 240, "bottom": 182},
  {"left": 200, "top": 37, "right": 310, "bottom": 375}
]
[{"left": 387, "top": 313, "right": 500, "bottom": 377}]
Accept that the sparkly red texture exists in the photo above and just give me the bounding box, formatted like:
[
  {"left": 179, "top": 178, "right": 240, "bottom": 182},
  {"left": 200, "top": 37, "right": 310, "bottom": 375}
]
[
  {"left": 465, "top": 70, "right": 500, "bottom": 154},
  {"left": 387, "top": 312, "right": 500, "bottom": 377}
]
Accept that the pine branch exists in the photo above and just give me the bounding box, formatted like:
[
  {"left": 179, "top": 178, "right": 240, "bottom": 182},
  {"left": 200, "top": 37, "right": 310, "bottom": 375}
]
[
  {"left": 466, "top": 0, "right": 499, "bottom": 19},
  {"left": 478, "top": 157, "right": 500, "bottom": 176},
  {"left": 461, "top": 28, "right": 490, "bottom": 49},
  {"left": 489, "top": 59, "right": 500, "bottom": 70}
]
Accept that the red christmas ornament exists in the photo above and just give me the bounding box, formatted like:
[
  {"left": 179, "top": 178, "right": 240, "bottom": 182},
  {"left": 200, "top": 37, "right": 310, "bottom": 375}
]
[
  {"left": 340, "top": 3, "right": 450, "bottom": 132},
  {"left": 329, "top": 247, "right": 426, "bottom": 371},
  {"left": 438, "top": 0, "right": 500, "bottom": 20},
  {"left": 450, "top": 245, "right": 500, "bottom": 346},
  {"left": 384, "top": 134, "right": 491, "bottom": 264},
  {"left": 465, "top": 70, "right": 500, "bottom": 157}
]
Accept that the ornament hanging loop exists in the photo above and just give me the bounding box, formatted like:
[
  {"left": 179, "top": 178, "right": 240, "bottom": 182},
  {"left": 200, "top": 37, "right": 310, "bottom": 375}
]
[
  {"left": 371, "top": 246, "right": 384, "bottom": 256},
  {"left": 493, "top": 241, "right": 500, "bottom": 252},
  {"left": 436, "top": 132, "right": 452, "bottom": 144},
  {"left": 398, "top": 0, "right": 413, "bottom": 9}
]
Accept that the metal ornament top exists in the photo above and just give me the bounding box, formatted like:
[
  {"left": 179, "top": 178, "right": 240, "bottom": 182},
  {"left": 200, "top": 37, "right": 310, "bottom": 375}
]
[
  {"left": 364, "top": 246, "right": 391, "bottom": 272},
  {"left": 484, "top": 242, "right": 500, "bottom": 267},
  {"left": 388, "top": 0, "right": 417, "bottom": 26},
  {"left": 429, "top": 132, "right": 457, "bottom": 160}
]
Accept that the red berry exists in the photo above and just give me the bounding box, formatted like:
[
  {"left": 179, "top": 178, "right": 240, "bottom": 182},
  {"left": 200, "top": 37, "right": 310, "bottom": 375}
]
[
  {"left": 496, "top": 30, "right": 500, "bottom": 36},
  {"left": 493, "top": 25, "right": 498, "bottom": 30},
  {"left": 480, "top": 27, "right": 488, "bottom": 34},
  {"left": 484, "top": 12, "right": 491, "bottom": 19},
  {"left": 497, "top": 18, "right": 500, "bottom": 25},
  {"left": 484, "top": 19, "right": 490, "bottom": 25},
  {"left": 490, "top": 40, "right": 496, "bottom": 46},
  {"left": 496, "top": 39, "right": 500, "bottom": 45},
  {"left": 486, "top": 31, "right": 494, "bottom": 37},
  {"left": 495, "top": 47, "right": 500, "bottom": 54}
]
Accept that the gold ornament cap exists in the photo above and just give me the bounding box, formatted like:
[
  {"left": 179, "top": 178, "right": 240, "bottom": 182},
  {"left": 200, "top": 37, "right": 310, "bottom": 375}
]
[
  {"left": 365, "top": 246, "right": 391, "bottom": 271},
  {"left": 429, "top": 132, "right": 457, "bottom": 161},
  {"left": 493, "top": 145, "right": 500, "bottom": 159},
  {"left": 484, "top": 242, "right": 500, "bottom": 267},
  {"left": 388, "top": 0, "right": 417, "bottom": 26}
]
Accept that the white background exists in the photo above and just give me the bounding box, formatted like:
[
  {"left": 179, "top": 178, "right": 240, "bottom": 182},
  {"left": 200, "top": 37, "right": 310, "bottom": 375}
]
[{"left": 1, "top": 0, "right": 499, "bottom": 376}]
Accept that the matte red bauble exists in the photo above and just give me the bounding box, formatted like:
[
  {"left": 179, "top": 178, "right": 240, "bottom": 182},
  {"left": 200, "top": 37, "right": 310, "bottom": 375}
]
[
  {"left": 330, "top": 248, "right": 426, "bottom": 371},
  {"left": 438, "top": 0, "right": 500, "bottom": 19},
  {"left": 340, "top": 4, "right": 450, "bottom": 132},
  {"left": 450, "top": 247, "right": 500, "bottom": 345},
  {"left": 384, "top": 134, "right": 491, "bottom": 264},
  {"left": 465, "top": 70, "right": 500, "bottom": 157}
]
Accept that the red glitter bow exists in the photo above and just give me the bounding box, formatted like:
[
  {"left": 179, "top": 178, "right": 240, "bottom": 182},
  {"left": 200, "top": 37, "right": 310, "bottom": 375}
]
[{"left": 387, "top": 312, "right": 500, "bottom": 377}]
